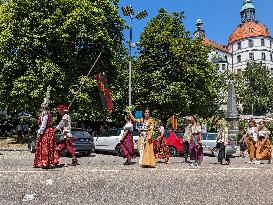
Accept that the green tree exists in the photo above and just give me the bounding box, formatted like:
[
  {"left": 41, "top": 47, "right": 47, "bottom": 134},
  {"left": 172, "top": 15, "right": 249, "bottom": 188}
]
[
  {"left": 237, "top": 62, "right": 273, "bottom": 115},
  {"left": 133, "top": 9, "right": 224, "bottom": 121},
  {"left": 0, "top": 0, "right": 124, "bottom": 120}
]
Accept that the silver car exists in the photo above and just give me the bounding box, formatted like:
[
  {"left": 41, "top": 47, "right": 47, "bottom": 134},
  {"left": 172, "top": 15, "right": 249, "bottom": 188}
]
[{"left": 202, "top": 133, "right": 237, "bottom": 156}]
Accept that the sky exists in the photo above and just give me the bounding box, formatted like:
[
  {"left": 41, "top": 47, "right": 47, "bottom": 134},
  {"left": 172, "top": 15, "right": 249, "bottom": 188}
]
[{"left": 118, "top": 0, "right": 273, "bottom": 48}]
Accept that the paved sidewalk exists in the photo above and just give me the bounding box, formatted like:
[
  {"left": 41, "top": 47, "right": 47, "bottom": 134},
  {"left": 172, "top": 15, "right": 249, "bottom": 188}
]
[{"left": 0, "top": 139, "right": 28, "bottom": 151}]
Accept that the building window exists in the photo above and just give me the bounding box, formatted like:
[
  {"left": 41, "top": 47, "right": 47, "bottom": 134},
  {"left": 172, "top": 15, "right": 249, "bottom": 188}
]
[
  {"left": 237, "top": 55, "right": 241, "bottom": 63},
  {"left": 262, "top": 52, "right": 266, "bottom": 60},
  {"left": 248, "top": 28, "right": 254, "bottom": 33},
  {"left": 249, "top": 53, "right": 254, "bottom": 61},
  {"left": 271, "top": 41, "right": 272, "bottom": 48},
  {"left": 237, "top": 42, "right": 241, "bottom": 50},
  {"left": 271, "top": 54, "right": 273, "bottom": 62},
  {"left": 248, "top": 39, "right": 254, "bottom": 48},
  {"left": 261, "top": 39, "right": 265, "bottom": 46},
  {"left": 271, "top": 68, "right": 273, "bottom": 75},
  {"left": 222, "top": 64, "right": 226, "bottom": 71}
]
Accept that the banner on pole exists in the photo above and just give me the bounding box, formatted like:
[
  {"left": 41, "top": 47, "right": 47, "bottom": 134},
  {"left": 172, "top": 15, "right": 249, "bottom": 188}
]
[{"left": 96, "top": 73, "right": 113, "bottom": 113}]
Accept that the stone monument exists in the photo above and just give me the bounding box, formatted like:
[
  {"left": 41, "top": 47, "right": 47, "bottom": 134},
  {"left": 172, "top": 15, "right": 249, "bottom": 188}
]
[{"left": 226, "top": 80, "right": 239, "bottom": 136}]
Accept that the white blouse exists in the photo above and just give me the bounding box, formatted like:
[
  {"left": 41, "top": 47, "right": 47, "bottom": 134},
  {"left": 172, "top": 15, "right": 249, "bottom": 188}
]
[
  {"left": 258, "top": 130, "right": 270, "bottom": 137},
  {"left": 37, "top": 111, "right": 48, "bottom": 135},
  {"left": 247, "top": 127, "right": 258, "bottom": 141},
  {"left": 124, "top": 122, "right": 133, "bottom": 131}
]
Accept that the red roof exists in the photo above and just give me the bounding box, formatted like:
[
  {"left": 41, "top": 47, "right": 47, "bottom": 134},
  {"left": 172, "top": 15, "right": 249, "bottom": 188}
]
[
  {"left": 202, "top": 38, "right": 230, "bottom": 53},
  {"left": 228, "top": 21, "right": 271, "bottom": 44}
]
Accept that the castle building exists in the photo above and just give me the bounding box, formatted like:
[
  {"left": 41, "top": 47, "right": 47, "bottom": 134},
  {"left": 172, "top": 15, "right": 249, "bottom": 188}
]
[{"left": 194, "top": 0, "right": 273, "bottom": 74}]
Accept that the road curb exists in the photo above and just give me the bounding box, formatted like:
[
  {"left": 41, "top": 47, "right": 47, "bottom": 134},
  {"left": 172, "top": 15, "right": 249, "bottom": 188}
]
[{"left": 0, "top": 148, "right": 28, "bottom": 152}]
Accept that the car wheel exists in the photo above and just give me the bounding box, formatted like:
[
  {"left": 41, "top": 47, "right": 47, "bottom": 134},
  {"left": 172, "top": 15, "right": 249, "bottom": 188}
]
[
  {"left": 29, "top": 141, "right": 35, "bottom": 153},
  {"left": 115, "top": 143, "right": 122, "bottom": 157},
  {"left": 168, "top": 146, "right": 177, "bottom": 157},
  {"left": 81, "top": 151, "right": 92, "bottom": 156}
]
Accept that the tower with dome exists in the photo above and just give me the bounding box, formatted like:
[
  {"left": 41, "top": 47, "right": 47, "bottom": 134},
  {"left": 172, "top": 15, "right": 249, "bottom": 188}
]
[{"left": 194, "top": 0, "right": 273, "bottom": 74}]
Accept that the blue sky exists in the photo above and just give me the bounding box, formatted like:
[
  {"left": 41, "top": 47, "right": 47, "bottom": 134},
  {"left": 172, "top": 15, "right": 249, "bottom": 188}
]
[{"left": 118, "top": 0, "right": 273, "bottom": 47}]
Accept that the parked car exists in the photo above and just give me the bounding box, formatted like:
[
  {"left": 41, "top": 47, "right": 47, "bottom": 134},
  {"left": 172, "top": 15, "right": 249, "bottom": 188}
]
[
  {"left": 96, "top": 128, "right": 185, "bottom": 157},
  {"left": 28, "top": 128, "right": 95, "bottom": 156},
  {"left": 202, "top": 133, "right": 237, "bottom": 156},
  {"left": 160, "top": 130, "right": 184, "bottom": 157},
  {"left": 94, "top": 128, "right": 139, "bottom": 154}
]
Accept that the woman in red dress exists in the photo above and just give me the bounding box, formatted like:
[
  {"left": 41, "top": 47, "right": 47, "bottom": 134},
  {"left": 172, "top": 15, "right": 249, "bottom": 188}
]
[
  {"left": 120, "top": 114, "right": 135, "bottom": 165},
  {"left": 33, "top": 98, "right": 59, "bottom": 169},
  {"left": 154, "top": 120, "right": 170, "bottom": 164}
]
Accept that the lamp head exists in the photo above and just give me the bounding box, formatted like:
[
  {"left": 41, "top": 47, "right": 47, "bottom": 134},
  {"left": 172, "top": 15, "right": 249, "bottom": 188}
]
[
  {"left": 122, "top": 5, "right": 134, "bottom": 16},
  {"left": 136, "top": 10, "right": 148, "bottom": 20}
]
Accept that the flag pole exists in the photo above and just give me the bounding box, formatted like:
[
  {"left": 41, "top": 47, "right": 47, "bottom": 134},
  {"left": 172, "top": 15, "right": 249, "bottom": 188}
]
[{"left": 69, "top": 51, "right": 102, "bottom": 108}]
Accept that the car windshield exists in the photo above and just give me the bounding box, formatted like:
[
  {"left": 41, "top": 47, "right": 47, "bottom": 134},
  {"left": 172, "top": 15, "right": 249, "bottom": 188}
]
[
  {"left": 101, "top": 129, "right": 121, "bottom": 136},
  {"left": 133, "top": 130, "right": 139, "bottom": 136},
  {"left": 175, "top": 132, "right": 184, "bottom": 138},
  {"left": 71, "top": 130, "right": 91, "bottom": 138},
  {"left": 165, "top": 130, "right": 171, "bottom": 138},
  {"left": 202, "top": 133, "right": 217, "bottom": 140}
]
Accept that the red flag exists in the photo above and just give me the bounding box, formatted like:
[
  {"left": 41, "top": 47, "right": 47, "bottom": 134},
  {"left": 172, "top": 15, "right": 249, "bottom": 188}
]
[{"left": 96, "top": 73, "right": 113, "bottom": 113}]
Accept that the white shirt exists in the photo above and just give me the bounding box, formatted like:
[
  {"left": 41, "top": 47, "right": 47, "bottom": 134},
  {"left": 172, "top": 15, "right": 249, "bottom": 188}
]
[
  {"left": 247, "top": 127, "right": 257, "bottom": 141},
  {"left": 159, "top": 126, "right": 165, "bottom": 134},
  {"left": 56, "top": 114, "right": 72, "bottom": 138},
  {"left": 37, "top": 111, "right": 48, "bottom": 135},
  {"left": 258, "top": 130, "right": 270, "bottom": 137},
  {"left": 124, "top": 122, "right": 133, "bottom": 131}
]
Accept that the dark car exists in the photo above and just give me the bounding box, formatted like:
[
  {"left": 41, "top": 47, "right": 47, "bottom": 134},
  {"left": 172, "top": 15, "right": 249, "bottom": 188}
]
[{"left": 28, "top": 128, "right": 95, "bottom": 156}]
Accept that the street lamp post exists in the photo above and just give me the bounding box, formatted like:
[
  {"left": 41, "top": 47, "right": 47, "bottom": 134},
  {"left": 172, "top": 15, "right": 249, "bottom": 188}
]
[{"left": 122, "top": 6, "right": 148, "bottom": 106}]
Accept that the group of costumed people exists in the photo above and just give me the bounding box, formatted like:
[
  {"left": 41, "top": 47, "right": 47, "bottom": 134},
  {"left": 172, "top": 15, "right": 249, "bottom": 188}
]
[
  {"left": 239, "top": 119, "right": 272, "bottom": 164},
  {"left": 182, "top": 115, "right": 230, "bottom": 166},
  {"left": 119, "top": 110, "right": 231, "bottom": 167},
  {"left": 119, "top": 109, "right": 169, "bottom": 167},
  {"left": 33, "top": 90, "right": 79, "bottom": 169},
  {"left": 32, "top": 93, "right": 272, "bottom": 169}
]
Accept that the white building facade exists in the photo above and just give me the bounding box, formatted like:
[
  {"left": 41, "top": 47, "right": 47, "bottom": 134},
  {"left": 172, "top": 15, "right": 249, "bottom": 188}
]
[{"left": 194, "top": 0, "right": 273, "bottom": 74}]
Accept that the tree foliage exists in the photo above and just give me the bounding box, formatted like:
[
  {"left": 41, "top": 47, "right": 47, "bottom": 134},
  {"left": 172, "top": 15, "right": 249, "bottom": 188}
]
[
  {"left": 133, "top": 9, "right": 224, "bottom": 121},
  {"left": 0, "top": 0, "right": 124, "bottom": 120},
  {"left": 235, "top": 62, "right": 273, "bottom": 115}
]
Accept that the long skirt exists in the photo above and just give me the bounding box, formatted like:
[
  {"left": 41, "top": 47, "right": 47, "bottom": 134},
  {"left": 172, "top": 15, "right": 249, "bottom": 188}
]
[
  {"left": 154, "top": 138, "right": 169, "bottom": 159},
  {"left": 256, "top": 138, "right": 272, "bottom": 160},
  {"left": 189, "top": 142, "right": 204, "bottom": 162},
  {"left": 138, "top": 132, "right": 156, "bottom": 167},
  {"left": 120, "top": 132, "right": 135, "bottom": 159},
  {"left": 33, "top": 128, "right": 59, "bottom": 168},
  {"left": 245, "top": 137, "right": 256, "bottom": 160}
]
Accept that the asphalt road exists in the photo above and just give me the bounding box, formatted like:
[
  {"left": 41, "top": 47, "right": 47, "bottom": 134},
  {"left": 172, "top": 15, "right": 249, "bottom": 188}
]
[{"left": 0, "top": 151, "right": 273, "bottom": 205}]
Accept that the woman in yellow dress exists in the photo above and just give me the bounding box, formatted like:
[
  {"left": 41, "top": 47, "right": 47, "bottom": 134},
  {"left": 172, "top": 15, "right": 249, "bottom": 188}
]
[{"left": 130, "top": 109, "right": 156, "bottom": 168}]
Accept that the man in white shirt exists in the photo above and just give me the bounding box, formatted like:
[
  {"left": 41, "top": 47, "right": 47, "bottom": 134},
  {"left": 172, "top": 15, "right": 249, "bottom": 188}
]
[{"left": 55, "top": 104, "right": 79, "bottom": 166}]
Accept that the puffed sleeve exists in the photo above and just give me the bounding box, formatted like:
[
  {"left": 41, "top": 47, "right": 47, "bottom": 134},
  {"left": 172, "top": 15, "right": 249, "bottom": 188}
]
[
  {"left": 56, "top": 115, "right": 68, "bottom": 131},
  {"left": 160, "top": 126, "right": 165, "bottom": 134},
  {"left": 37, "top": 113, "right": 48, "bottom": 135},
  {"left": 124, "top": 123, "right": 133, "bottom": 131}
]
